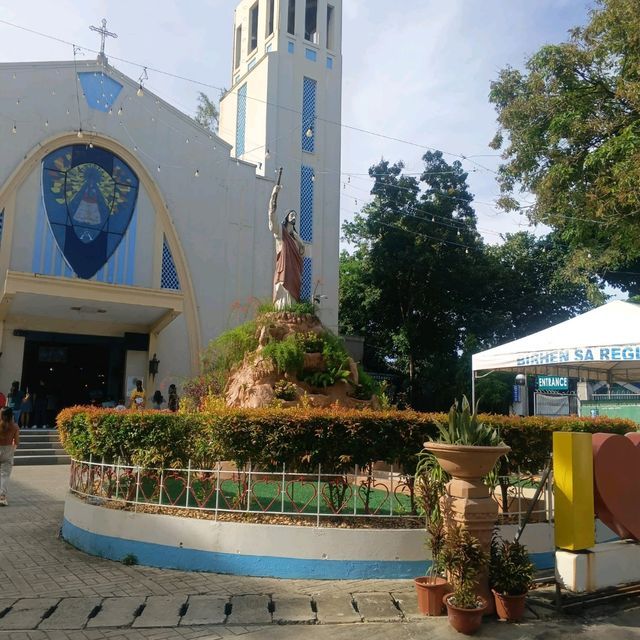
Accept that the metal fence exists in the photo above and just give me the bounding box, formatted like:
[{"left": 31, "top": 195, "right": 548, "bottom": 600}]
[{"left": 69, "top": 459, "right": 554, "bottom": 526}]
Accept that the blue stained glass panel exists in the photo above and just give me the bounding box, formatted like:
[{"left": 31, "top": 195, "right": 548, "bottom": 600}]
[
  {"left": 302, "top": 77, "right": 317, "bottom": 152},
  {"left": 41, "top": 145, "right": 139, "bottom": 279},
  {"left": 77, "top": 72, "right": 123, "bottom": 112}
]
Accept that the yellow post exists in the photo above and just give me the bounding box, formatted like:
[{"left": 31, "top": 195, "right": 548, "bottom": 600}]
[{"left": 553, "top": 432, "right": 595, "bottom": 551}]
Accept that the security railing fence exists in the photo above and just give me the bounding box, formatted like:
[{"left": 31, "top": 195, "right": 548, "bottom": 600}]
[{"left": 69, "top": 459, "right": 554, "bottom": 526}]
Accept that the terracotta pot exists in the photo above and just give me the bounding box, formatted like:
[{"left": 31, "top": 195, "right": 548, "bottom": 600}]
[
  {"left": 422, "top": 442, "right": 511, "bottom": 479},
  {"left": 443, "top": 594, "right": 487, "bottom": 635},
  {"left": 492, "top": 589, "right": 527, "bottom": 622},
  {"left": 414, "top": 576, "right": 449, "bottom": 616}
]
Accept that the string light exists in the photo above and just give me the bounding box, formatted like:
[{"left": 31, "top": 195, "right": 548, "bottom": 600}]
[
  {"left": 77, "top": 128, "right": 84, "bottom": 138},
  {"left": 117, "top": 106, "right": 123, "bottom": 115},
  {"left": 11, "top": 123, "right": 16, "bottom": 134},
  {"left": 305, "top": 127, "right": 313, "bottom": 138},
  {"left": 265, "top": 148, "right": 270, "bottom": 158},
  {"left": 157, "top": 165, "right": 161, "bottom": 172},
  {"left": 194, "top": 168, "right": 199, "bottom": 177},
  {"left": 311, "top": 173, "right": 315, "bottom": 182},
  {"left": 44, "top": 119, "right": 48, "bottom": 127},
  {"left": 185, "top": 137, "right": 189, "bottom": 144},
  {"left": 137, "top": 67, "right": 148, "bottom": 98}
]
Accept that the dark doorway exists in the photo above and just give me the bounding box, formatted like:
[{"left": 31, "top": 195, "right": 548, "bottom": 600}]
[{"left": 20, "top": 332, "right": 126, "bottom": 413}]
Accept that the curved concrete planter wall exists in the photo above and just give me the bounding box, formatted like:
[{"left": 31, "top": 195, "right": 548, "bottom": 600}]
[{"left": 62, "top": 494, "right": 556, "bottom": 579}]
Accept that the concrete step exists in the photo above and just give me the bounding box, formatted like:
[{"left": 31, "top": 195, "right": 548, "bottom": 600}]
[
  {"left": 15, "top": 448, "right": 65, "bottom": 456},
  {"left": 14, "top": 454, "right": 71, "bottom": 466},
  {"left": 15, "top": 441, "right": 64, "bottom": 450}
]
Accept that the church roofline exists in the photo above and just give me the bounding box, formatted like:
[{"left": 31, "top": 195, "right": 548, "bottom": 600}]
[{"left": 1, "top": 58, "right": 233, "bottom": 153}]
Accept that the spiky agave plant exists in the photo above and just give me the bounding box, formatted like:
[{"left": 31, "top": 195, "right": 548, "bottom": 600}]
[{"left": 436, "top": 395, "right": 504, "bottom": 447}]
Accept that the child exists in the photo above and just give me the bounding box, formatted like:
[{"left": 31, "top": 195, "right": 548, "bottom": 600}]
[
  {"left": 0, "top": 407, "right": 20, "bottom": 506},
  {"left": 151, "top": 390, "right": 165, "bottom": 410}
]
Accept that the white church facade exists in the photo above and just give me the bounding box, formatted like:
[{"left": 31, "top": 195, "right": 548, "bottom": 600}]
[{"left": 0, "top": 0, "right": 342, "bottom": 409}]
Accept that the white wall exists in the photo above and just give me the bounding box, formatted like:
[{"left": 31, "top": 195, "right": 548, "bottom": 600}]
[{"left": 0, "top": 58, "right": 276, "bottom": 388}]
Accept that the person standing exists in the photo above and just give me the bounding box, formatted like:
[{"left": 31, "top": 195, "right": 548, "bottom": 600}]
[
  {"left": 0, "top": 407, "right": 20, "bottom": 506},
  {"left": 168, "top": 384, "right": 179, "bottom": 412},
  {"left": 33, "top": 380, "right": 48, "bottom": 429},
  {"left": 20, "top": 387, "right": 32, "bottom": 429},
  {"left": 6, "top": 381, "right": 24, "bottom": 427},
  {"left": 129, "top": 379, "right": 146, "bottom": 410}
]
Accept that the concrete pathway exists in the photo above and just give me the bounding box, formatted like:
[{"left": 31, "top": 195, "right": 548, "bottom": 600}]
[{"left": 0, "top": 466, "right": 639, "bottom": 639}]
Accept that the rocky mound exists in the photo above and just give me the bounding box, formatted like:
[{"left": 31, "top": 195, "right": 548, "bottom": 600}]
[{"left": 224, "top": 311, "right": 378, "bottom": 410}]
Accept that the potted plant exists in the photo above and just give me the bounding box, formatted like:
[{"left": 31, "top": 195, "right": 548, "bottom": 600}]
[
  {"left": 489, "top": 535, "right": 535, "bottom": 622},
  {"left": 423, "top": 396, "right": 510, "bottom": 611},
  {"left": 413, "top": 451, "right": 450, "bottom": 615},
  {"left": 440, "top": 526, "right": 488, "bottom": 635}
]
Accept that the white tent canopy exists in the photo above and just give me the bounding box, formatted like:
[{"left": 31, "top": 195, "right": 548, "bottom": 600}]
[{"left": 472, "top": 300, "right": 640, "bottom": 382}]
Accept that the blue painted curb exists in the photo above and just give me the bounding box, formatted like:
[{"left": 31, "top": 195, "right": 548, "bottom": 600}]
[{"left": 62, "top": 518, "right": 555, "bottom": 579}]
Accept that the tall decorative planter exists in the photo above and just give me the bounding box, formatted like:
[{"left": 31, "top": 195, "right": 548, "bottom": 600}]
[{"left": 423, "top": 441, "right": 510, "bottom": 613}]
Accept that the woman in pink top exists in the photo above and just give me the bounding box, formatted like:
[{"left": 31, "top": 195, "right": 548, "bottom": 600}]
[{"left": 0, "top": 407, "right": 20, "bottom": 506}]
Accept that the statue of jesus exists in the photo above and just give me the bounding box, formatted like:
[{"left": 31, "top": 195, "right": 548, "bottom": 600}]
[{"left": 268, "top": 182, "right": 306, "bottom": 309}]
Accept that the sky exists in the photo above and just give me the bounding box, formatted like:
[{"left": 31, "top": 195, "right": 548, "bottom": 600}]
[{"left": 0, "top": 0, "right": 593, "bottom": 245}]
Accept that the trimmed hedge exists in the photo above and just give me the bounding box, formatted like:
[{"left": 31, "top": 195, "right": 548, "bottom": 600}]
[{"left": 57, "top": 406, "right": 637, "bottom": 474}]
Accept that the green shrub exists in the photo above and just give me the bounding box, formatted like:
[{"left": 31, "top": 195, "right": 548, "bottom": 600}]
[
  {"left": 353, "top": 367, "right": 381, "bottom": 400},
  {"left": 273, "top": 380, "right": 298, "bottom": 400},
  {"left": 262, "top": 334, "right": 305, "bottom": 374},
  {"left": 57, "top": 406, "right": 637, "bottom": 481},
  {"left": 197, "top": 320, "right": 259, "bottom": 392}
]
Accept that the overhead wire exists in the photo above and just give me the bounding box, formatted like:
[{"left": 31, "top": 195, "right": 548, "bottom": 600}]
[{"left": 0, "top": 17, "right": 501, "bottom": 176}]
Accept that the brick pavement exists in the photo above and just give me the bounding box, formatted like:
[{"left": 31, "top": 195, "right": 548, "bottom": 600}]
[{"left": 1, "top": 466, "right": 640, "bottom": 639}]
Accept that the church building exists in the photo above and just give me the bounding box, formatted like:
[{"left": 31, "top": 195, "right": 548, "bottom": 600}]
[{"left": 0, "top": 0, "right": 342, "bottom": 409}]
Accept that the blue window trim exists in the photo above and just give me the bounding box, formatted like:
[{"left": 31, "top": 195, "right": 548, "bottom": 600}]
[
  {"left": 236, "top": 83, "right": 248, "bottom": 157},
  {"left": 301, "top": 77, "right": 317, "bottom": 153}
]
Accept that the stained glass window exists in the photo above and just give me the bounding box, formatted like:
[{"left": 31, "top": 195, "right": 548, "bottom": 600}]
[{"left": 42, "top": 145, "right": 139, "bottom": 279}]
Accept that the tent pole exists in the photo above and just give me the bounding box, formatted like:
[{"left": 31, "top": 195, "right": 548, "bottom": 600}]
[{"left": 471, "top": 369, "right": 476, "bottom": 407}]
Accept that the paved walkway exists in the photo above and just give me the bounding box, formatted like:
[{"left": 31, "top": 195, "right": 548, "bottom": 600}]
[{"left": 1, "top": 466, "right": 639, "bottom": 639}]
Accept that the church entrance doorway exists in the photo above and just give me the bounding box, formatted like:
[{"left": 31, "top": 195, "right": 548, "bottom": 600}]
[{"left": 20, "top": 331, "right": 126, "bottom": 414}]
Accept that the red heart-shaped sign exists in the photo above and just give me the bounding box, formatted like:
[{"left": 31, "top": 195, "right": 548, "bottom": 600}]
[{"left": 593, "top": 433, "right": 640, "bottom": 540}]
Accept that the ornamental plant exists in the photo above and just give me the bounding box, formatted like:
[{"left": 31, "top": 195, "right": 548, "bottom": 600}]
[
  {"left": 415, "top": 450, "right": 448, "bottom": 577},
  {"left": 436, "top": 395, "right": 504, "bottom": 447},
  {"left": 440, "top": 526, "right": 488, "bottom": 609},
  {"left": 489, "top": 536, "right": 535, "bottom": 596}
]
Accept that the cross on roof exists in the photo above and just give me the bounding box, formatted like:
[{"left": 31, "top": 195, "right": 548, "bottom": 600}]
[{"left": 89, "top": 18, "right": 118, "bottom": 60}]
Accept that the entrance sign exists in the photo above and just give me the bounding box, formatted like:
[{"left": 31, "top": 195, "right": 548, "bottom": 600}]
[
  {"left": 42, "top": 145, "right": 139, "bottom": 279},
  {"left": 537, "top": 375, "right": 568, "bottom": 391}
]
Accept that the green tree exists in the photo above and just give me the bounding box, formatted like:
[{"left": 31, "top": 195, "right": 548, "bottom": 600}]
[
  {"left": 195, "top": 91, "right": 219, "bottom": 133},
  {"left": 340, "top": 155, "right": 593, "bottom": 412},
  {"left": 341, "top": 152, "right": 487, "bottom": 409},
  {"left": 489, "top": 0, "right": 640, "bottom": 298},
  {"left": 482, "top": 231, "right": 594, "bottom": 345}
]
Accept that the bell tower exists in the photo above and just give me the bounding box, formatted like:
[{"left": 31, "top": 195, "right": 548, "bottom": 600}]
[{"left": 219, "top": 0, "right": 342, "bottom": 330}]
